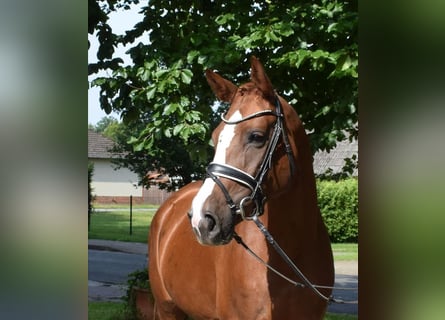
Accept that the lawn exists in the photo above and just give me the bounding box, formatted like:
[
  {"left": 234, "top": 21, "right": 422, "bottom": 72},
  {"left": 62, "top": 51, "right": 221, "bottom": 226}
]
[
  {"left": 88, "top": 302, "right": 127, "bottom": 320},
  {"left": 331, "top": 243, "right": 358, "bottom": 261},
  {"left": 89, "top": 208, "right": 156, "bottom": 243},
  {"left": 88, "top": 302, "right": 357, "bottom": 320},
  {"left": 88, "top": 206, "right": 358, "bottom": 260}
]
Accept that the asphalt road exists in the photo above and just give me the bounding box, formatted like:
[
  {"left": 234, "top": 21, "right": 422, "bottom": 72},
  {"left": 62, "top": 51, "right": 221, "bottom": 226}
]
[
  {"left": 327, "top": 274, "right": 358, "bottom": 314},
  {"left": 88, "top": 249, "right": 147, "bottom": 284}
]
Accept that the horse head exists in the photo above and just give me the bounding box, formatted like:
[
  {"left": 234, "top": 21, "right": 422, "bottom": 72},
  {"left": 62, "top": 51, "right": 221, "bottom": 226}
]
[{"left": 189, "top": 57, "right": 299, "bottom": 246}]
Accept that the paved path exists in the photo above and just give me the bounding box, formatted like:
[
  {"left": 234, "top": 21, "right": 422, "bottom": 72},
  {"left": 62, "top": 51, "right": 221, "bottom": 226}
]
[{"left": 88, "top": 240, "right": 357, "bottom": 314}]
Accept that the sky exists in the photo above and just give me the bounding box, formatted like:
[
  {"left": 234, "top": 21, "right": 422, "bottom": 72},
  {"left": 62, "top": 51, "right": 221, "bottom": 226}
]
[{"left": 88, "top": 3, "right": 147, "bottom": 125}]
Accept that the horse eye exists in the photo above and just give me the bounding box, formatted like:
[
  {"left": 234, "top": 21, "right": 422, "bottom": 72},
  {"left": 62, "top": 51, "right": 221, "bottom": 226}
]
[{"left": 248, "top": 131, "right": 266, "bottom": 145}]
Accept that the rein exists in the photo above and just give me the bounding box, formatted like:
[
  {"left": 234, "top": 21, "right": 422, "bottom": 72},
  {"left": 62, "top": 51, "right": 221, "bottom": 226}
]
[{"left": 233, "top": 216, "right": 358, "bottom": 305}]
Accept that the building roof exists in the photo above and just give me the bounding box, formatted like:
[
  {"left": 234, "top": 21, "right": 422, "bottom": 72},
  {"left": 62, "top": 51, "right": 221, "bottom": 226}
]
[
  {"left": 313, "top": 138, "right": 358, "bottom": 176},
  {"left": 88, "top": 129, "right": 357, "bottom": 175},
  {"left": 88, "top": 129, "right": 119, "bottom": 159}
]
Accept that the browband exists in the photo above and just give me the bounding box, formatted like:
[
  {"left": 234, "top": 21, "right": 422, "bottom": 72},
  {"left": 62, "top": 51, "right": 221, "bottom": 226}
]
[{"left": 221, "top": 109, "right": 280, "bottom": 125}]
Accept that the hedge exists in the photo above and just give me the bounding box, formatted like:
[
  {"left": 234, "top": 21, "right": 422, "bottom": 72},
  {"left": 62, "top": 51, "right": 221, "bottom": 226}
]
[{"left": 316, "top": 178, "right": 358, "bottom": 243}]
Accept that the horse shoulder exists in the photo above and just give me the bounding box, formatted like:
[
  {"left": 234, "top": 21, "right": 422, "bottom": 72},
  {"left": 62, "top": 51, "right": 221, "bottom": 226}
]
[
  {"left": 150, "top": 181, "right": 203, "bottom": 260},
  {"left": 149, "top": 181, "right": 205, "bottom": 317}
]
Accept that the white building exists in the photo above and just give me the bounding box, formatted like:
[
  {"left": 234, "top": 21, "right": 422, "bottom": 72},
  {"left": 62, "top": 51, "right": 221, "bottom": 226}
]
[{"left": 88, "top": 129, "right": 144, "bottom": 203}]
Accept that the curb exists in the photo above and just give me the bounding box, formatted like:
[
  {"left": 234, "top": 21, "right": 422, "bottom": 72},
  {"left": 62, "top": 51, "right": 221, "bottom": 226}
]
[{"left": 88, "top": 239, "right": 147, "bottom": 255}]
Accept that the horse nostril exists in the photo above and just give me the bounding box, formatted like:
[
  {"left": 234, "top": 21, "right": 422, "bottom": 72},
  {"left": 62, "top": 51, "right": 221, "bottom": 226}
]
[{"left": 204, "top": 214, "right": 216, "bottom": 232}]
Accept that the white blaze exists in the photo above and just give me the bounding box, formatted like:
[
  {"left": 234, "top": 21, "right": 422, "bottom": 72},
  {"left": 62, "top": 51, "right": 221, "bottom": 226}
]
[{"left": 190, "top": 111, "right": 242, "bottom": 230}]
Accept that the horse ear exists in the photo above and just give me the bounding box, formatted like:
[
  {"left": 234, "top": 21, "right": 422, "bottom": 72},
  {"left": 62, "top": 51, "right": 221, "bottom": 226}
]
[
  {"left": 205, "top": 69, "right": 238, "bottom": 102},
  {"left": 250, "top": 56, "right": 275, "bottom": 101}
]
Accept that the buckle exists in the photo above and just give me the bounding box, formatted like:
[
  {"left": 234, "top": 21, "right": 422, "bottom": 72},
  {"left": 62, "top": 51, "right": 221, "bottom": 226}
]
[{"left": 239, "top": 195, "right": 266, "bottom": 220}]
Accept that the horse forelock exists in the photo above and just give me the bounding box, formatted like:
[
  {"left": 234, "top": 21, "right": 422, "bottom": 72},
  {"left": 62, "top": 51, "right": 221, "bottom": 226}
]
[
  {"left": 228, "top": 83, "right": 274, "bottom": 117},
  {"left": 238, "top": 82, "right": 272, "bottom": 101}
]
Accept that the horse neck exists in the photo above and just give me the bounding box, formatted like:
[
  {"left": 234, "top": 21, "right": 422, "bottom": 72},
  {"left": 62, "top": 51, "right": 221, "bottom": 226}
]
[{"left": 265, "top": 100, "right": 321, "bottom": 240}]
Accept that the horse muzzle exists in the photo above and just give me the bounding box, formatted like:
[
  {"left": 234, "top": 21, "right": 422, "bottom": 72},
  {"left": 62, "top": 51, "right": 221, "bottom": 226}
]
[{"left": 188, "top": 208, "right": 235, "bottom": 246}]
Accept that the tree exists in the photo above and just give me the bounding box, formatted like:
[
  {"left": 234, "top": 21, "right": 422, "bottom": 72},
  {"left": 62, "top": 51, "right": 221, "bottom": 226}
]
[
  {"left": 88, "top": 0, "right": 358, "bottom": 189},
  {"left": 93, "top": 115, "right": 119, "bottom": 133}
]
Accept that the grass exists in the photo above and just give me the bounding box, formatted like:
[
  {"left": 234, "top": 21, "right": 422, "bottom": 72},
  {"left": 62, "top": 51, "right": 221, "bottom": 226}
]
[
  {"left": 89, "top": 206, "right": 358, "bottom": 261},
  {"left": 88, "top": 302, "right": 127, "bottom": 320},
  {"left": 331, "top": 243, "right": 358, "bottom": 261},
  {"left": 88, "top": 302, "right": 356, "bottom": 320},
  {"left": 324, "top": 313, "right": 357, "bottom": 320},
  {"left": 89, "top": 209, "right": 156, "bottom": 243}
]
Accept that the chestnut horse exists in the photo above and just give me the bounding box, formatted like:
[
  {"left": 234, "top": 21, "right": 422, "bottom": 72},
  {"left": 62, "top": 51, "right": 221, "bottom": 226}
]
[{"left": 149, "top": 57, "right": 334, "bottom": 319}]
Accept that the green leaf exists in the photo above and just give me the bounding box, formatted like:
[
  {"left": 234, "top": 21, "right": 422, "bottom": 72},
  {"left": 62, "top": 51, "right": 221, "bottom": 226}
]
[
  {"left": 99, "top": 94, "right": 111, "bottom": 114},
  {"left": 327, "top": 22, "right": 338, "bottom": 33},
  {"left": 276, "top": 22, "right": 294, "bottom": 37},
  {"left": 163, "top": 103, "right": 178, "bottom": 116},
  {"left": 185, "top": 111, "right": 202, "bottom": 122},
  {"left": 268, "top": 30, "right": 280, "bottom": 42},
  {"left": 164, "top": 128, "right": 172, "bottom": 138},
  {"left": 115, "top": 68, "right": 128, "bottom": 79},
  {"left": 143, "top": 136, "right": 154, "bottom": 151},
  {"left": 215, "top": 13, "right": 235, "bottom": 25},
  {"left": 173, "top": 124, "right": 185, "bottom": 136},
  {"left": 91, "top": 77, "right": 107, "bottom": 86},
  {"left": 155, "top": 69, "right": 169, "bottom": 79},
  {"left": 341, "top": 55, "right": 352, "bottom": 71},
  {"left": 316, "top": 105, "right": 332, "bottom": 117},
  {"left": 295, "top": 50, "right": 310, "bottom": 67},
  {"left": 127, "top": 136, "right": 138, "bottom": 144},
  {"left": 134, "top": 141, "right": 145, "bottom": 152},
  {"left": 146, "top": 87, "right": 156, "bottom": 100},
  {"left": 140, "top": 69, "right": 150, "bottom": 82},
  {"left": 181, "top": 126, "right": 191, "bottom": 141},
  {"left": 187, "top": 50, "right": 200, "bottom": 64},
  {"left": 180, "top": 69, "right": 193, "bottom": 84},
  {"left": 311, "top": 49, "right": 328, "bottom": 59},
  {"left": 171, "top": 59, "right": 183, "bottom": 70},
  {"left": 197, "top": 55, "right": 207, "bottom": 65},
  {"left": 180, "top": 96, "right": 190, "bottom": 107}
]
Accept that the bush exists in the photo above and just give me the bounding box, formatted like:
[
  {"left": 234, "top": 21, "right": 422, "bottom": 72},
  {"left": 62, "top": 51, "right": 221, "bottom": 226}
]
[
  {"left": 316, "top": 178, "right": 358, "bottom": 243},
  {"left": 124, "top": 269, "right": 153, "bottom": 320}
]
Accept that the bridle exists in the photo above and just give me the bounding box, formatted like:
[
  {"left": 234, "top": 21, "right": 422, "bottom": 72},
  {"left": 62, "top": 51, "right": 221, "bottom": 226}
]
[
  {"left": 206, "top": 95, "right": 296, "bottom": 220},
  {"left": 205, "top": 95, "right": 358, "bottom": 305}
]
